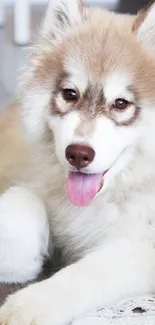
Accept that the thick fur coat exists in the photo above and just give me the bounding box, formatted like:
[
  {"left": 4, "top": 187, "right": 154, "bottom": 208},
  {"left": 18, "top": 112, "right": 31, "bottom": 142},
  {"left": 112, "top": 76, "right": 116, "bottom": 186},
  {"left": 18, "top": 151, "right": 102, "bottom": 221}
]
[{"left": 1, "top": 1, "right": 155, "bottom": 324}]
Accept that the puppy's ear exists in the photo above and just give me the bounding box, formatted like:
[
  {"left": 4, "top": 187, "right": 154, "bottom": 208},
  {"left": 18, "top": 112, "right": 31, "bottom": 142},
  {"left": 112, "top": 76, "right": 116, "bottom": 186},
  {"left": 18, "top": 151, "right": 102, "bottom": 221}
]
[
  {"left": 133, "top": 2, "right": 155, "bottom": 52},
  {"left": 42, "top": 0, "right": 86, "bottom": 39}
]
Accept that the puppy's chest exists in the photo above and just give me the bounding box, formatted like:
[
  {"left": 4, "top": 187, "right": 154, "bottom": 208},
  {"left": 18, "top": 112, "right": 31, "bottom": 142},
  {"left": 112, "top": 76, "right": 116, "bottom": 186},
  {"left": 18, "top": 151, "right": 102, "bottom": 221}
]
[
  {"left": 48, "top": 193, "right": 120, "bottom": 259},
  {"left": 48, "top": 187, "right": 155, "bottom": 260}
]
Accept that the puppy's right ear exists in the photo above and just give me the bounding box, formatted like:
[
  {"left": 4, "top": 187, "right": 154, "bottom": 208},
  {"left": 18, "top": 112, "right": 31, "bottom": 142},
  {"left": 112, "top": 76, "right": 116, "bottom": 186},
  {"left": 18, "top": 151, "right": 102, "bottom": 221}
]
[
  {"left": 41, "top": 0, "right": 86, "bottom": 39},
  {"left": 133, "top": 2, "right": 155, "bottom": 52}
]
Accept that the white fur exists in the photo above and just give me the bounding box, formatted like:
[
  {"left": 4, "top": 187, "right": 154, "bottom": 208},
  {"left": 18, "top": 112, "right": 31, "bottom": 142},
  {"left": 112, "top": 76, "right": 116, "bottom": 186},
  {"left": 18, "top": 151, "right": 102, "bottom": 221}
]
[
  {"left": 1, "top": 236, "right": 155, "bottom": 324},
  {"left": 104, "top": 71, "right": 133, "bottom": 103},
  {"left": 0, "top": 187, "right": 49, "bottom": 283},
  {"left": 83, "top": 115, "right": 140, "bottom": 174},
  {"left": 64, "top": 58, "right": 89, "bottom": 94},
  {"left": 22, "top": 86, "right": 50, "bottom": 140},
  {"left": 48, "top": 111, "right": 81, "bottom": 168}
]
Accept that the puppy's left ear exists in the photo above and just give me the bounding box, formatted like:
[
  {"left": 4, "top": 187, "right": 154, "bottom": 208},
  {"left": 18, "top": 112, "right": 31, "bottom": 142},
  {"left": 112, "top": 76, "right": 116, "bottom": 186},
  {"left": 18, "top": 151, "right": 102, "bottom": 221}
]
[
  {"left": 133, "top": 2, "right": 155, "bottom": 51},
  {"left": 41, "top": 0, "right": 86, "bottom": 39}
]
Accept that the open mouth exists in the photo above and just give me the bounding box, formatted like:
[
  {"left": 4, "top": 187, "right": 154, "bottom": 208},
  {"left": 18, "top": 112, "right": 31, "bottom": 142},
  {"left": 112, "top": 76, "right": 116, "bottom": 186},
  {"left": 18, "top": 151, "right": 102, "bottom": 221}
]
[{"left": 66, "top": 171, "right": 107, "bottom": 207}]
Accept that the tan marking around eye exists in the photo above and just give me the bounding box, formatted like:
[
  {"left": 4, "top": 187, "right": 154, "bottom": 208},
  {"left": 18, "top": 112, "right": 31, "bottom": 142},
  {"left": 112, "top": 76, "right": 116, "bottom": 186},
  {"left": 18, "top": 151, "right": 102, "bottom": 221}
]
[{"left": 110, "top": 105, "right": 140, "bottom": 126}]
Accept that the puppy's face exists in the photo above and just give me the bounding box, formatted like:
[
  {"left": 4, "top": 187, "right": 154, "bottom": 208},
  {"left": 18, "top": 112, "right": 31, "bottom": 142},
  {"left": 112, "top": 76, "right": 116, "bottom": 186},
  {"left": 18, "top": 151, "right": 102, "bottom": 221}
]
[{"left": 22, "top": 0, "right": 155, "bottom": 206}]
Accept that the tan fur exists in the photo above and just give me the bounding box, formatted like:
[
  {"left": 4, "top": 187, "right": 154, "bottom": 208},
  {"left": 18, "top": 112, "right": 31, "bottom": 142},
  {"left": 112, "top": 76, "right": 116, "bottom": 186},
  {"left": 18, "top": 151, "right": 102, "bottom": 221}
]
[{"left": 0, "top": 102, "right": 29, "bottom": 193}]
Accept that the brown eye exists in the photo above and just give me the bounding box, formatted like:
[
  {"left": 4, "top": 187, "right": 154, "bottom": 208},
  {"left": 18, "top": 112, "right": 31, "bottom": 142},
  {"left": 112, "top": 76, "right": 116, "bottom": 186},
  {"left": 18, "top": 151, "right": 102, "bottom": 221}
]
[
  {"left": 113, "top": 98, "right": 129, "bottom": 110},
  {"left": 62, "top": 89, "right": 78, "bottom": 102}
]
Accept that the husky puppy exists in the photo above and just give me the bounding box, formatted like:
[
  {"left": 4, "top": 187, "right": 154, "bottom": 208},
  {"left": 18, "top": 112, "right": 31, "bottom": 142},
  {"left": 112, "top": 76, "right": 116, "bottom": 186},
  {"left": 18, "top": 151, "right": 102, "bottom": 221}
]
[{"left": 1, "top": 1, "right": 155, "bottom": 324}]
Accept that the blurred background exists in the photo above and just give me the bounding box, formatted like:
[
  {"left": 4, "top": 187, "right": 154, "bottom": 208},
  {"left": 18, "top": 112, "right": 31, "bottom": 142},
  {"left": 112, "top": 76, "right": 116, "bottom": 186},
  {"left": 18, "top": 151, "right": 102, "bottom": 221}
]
[{"left": 0, "top": 0, "right": 150, "bottom": 108}]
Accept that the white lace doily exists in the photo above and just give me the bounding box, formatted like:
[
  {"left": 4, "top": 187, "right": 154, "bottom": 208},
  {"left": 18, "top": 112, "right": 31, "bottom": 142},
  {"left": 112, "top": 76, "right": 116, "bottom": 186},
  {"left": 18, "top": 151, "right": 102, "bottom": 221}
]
[{"left": 72, "top": 296, "right": 155, "bottom": 325}]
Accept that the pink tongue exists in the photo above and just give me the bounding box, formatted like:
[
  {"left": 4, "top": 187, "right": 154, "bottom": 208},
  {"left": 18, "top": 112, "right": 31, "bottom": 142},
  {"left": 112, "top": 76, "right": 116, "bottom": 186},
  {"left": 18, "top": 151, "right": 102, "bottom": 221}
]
[{"left": 66, "top": 172, "right": 103, "bottom": 206}]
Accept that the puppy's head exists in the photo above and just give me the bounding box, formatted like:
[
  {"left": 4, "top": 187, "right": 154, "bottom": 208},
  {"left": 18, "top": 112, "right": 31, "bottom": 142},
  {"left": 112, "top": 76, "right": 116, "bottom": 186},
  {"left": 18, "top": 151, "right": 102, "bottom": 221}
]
[{"left": 21, "top": 0, "right": 155, "bottom": 206}]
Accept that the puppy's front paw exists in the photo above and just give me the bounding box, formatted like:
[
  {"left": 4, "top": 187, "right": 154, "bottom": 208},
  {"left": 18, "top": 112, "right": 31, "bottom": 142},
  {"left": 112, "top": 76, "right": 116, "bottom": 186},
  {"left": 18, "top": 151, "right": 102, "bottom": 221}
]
[{"left": 0, "top": 285, "right": 54, "bottom": 325}]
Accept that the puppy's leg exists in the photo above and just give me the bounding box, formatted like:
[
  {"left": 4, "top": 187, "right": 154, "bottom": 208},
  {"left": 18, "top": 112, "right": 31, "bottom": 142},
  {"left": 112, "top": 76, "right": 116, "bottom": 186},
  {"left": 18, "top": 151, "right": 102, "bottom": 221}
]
[
  {"left": 0, "top": 239, "right": 154, "bottom": 325},
  {"left": 0, "top": 186, "right": 50, "bottom": 283}
]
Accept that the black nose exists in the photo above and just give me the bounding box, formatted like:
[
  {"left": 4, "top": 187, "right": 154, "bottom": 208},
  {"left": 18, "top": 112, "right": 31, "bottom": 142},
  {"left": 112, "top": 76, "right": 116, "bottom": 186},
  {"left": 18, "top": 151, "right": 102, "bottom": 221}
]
[{"left": 65, "top": 144, "right": 95, "bottom": 169}]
